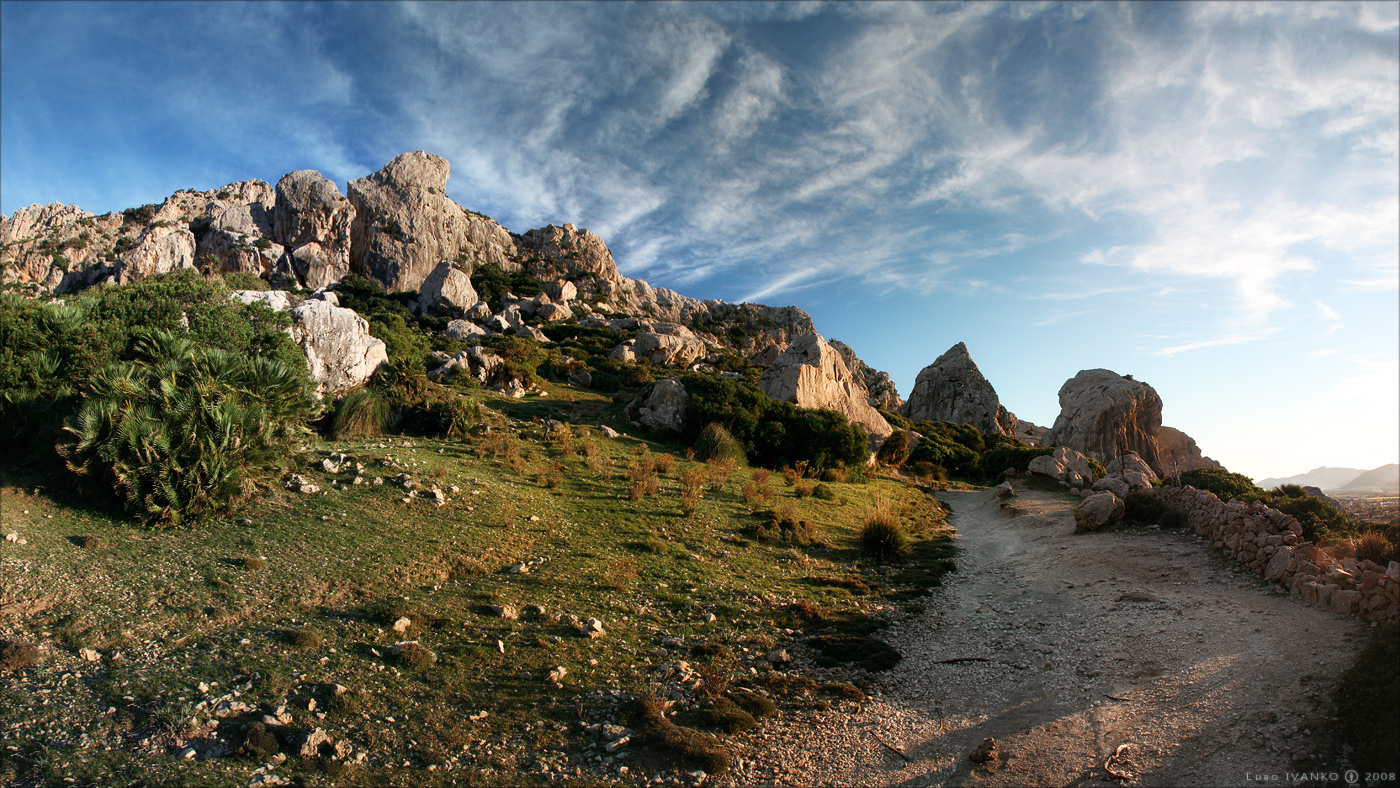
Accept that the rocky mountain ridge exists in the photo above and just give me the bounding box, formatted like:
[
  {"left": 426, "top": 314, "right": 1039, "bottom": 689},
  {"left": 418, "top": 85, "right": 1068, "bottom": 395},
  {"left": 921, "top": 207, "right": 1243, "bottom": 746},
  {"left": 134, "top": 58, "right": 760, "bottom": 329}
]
[{"left": 3, "top": 151, "right": 1218, "bottom": 471}]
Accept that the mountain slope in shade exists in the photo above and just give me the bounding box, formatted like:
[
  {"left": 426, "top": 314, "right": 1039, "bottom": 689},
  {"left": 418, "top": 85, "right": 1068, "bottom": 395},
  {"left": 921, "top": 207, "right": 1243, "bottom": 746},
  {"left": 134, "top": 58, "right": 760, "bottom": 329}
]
[
  {"left": 1257, "top": 467, "right": 1364, "bottom": 490},
  {"left": 1339, "top": 464, "right": 1400, "bottom": 493}
]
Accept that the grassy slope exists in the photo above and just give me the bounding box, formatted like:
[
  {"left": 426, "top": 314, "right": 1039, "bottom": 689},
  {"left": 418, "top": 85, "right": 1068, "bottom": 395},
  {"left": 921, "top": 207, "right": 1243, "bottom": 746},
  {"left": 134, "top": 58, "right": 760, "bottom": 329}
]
[{"left": 0, "top": 380, "right": 955, "bottom": 787}]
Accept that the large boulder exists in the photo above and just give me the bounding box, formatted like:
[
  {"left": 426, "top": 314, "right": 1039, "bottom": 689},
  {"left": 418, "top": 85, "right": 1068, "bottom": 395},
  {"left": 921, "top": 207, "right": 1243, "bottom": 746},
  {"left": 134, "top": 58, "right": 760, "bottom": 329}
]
[
  {"left": 637, "top": 378, "right": 689, "bottom": 432},
  {"left": 272, "top": 170, "right": 355, "bottom": 289},
  {"left": 758, "top": 332, "right": 893, "bottom": 441},
  {"left": 418, "top": 261, "right": 478, "bottom": 316},
  {"left": 229, "top": 290, "right": 293, "bottom": 312},
  {"left": 287, "top": 298, "right": 388, "bottom": 398},
  {"left": 829, "top": 340, "right": 903, "bottom": 410},
  {"left": 1074, "top": 492, "right": 1125, "bottom": 531},
  {"left": 900, "top": 343, "right": 1016, "bottom": 435},
  {"left": 349, "top": 152, "right": 516, "bottom": 293},
  {"left": 1156, "top": 426, "right": 1221, "bottom": 474},
  {"left": 1049, "top": 369, "right": 1165, "bottom": 474}
]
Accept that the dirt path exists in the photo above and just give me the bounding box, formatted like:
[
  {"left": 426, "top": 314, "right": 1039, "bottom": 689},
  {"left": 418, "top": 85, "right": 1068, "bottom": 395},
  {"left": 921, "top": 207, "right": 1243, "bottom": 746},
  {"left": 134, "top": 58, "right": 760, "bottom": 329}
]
[{"left": 728, "top": 487, "right": 1366, "bottom": 787}]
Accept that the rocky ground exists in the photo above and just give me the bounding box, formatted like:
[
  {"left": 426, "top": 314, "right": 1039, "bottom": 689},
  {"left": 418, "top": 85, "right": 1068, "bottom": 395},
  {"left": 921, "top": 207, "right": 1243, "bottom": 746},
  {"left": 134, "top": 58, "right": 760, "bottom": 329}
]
[{"left": 726, "top": 486, "right": 1366, "bottom": 788}]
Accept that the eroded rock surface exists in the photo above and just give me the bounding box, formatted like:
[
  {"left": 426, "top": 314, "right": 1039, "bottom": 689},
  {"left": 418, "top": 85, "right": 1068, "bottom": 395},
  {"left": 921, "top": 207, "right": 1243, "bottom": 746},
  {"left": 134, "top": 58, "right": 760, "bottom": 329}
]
[
  {"left": 758, "top": 332, "right": 893, "bottom": 441},
  {"left": 829, "top": 340, "right": 903, "bottom": 410},
  {"left": 288, "top": 298, "right": 388, "bottom": 398},
  {"left": 1050, "top": 369, "right": 1165, "bottom": 473},
  {"left": 272, "top": 170, "right": 355, "bottom": 290}
]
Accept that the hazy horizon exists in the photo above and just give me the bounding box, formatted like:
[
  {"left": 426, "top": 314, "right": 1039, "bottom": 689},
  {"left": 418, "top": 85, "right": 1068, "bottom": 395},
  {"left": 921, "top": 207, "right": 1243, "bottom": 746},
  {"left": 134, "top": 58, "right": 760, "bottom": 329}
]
[{"left": 3, "top": 1, "right": 1397, "bottom": 479}]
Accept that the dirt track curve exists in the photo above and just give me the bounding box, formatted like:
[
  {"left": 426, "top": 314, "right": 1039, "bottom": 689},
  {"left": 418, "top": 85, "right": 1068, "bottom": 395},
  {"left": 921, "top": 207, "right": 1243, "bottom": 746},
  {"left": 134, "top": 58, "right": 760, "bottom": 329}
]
[{"left": 726, "top": 486, "right": 1365, "bottom": 788}]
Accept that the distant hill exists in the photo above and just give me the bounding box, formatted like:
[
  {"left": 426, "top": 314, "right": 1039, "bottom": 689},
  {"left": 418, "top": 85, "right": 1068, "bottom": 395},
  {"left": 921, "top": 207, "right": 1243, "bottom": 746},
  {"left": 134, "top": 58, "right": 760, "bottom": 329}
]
[
  {"left": 1257, "top": 467, "right": 1363, "bottom": 491},
  {"left": 1339, "top": 464, "right": 1400, "bottom": 493}
]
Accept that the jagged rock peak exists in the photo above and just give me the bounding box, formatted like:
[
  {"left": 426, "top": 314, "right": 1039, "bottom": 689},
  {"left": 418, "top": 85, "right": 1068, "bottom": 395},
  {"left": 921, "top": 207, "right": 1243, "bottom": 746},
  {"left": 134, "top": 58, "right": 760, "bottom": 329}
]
[
  {"left": 349, "top": 151, "right": 514, "bottom": 294},
  {"left": 900, "top": 342, "right": 1016, "bottom": 436}
]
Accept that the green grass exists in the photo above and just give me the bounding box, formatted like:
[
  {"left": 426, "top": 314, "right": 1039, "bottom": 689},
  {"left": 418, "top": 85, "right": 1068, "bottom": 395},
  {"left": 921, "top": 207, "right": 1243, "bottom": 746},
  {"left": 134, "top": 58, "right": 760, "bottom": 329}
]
[{"left": 0, "top": 383, "right": 953, "bottom": 786}]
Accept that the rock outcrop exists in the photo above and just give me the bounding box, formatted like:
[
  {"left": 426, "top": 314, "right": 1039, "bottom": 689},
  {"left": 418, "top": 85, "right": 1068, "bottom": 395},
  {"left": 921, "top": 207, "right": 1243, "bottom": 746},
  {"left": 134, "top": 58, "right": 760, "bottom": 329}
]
[
  {"left": 758, "top": 332, "right": 893, "bottom": 442},
  {"left": 1049, "top": 369, "right": 1165, "bottom": 474},
  {"left": 514, "top": 223, "right": 621, "bottom": 285},
  {"left": 287, "top": 297, "right": 388, "bottom": 398},
  {"left": 829, "top": 340, "right": 902, "bottom": 410},
  {"left": 1028, "top": 446, "right": 1095, "bottom": 488},
  {"left": 272, "top": 170, "right": 355, "bottom": 290},
  {"left": 900, "top": 343, "right": 1016, "bottom": 435},
  {"left": 349, "top": 152, "right": 514, "bottom": 293},
  {"left": 611, "top": 323, "right": 707, "bottom": 368}
]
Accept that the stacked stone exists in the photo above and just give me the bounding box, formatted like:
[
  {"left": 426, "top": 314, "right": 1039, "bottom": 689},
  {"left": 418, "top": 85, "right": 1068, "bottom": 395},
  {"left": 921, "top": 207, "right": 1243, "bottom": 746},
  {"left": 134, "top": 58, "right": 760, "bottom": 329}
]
[{"left": 1151, "top": 486, "right": 1400, "bottom": 625}]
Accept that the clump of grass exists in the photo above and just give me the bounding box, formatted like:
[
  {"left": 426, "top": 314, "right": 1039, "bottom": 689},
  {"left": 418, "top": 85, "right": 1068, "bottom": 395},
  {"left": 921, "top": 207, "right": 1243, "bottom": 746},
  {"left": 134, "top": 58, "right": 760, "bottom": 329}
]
[
  {"left": 807, "top": 634, "right": 901, "bottom": 672},
  {"left": 782, "top": 466, "right": 800, "bottom": 485},
  {"left": 240, "top": 722, "right": 281, "bottom": 757},
  {"left": 913, "top": 461, "right": 947, "bottom": 483},
  {"left": 728, "top": 690, "right": 777, "bottom": 719},
  {"left": 695, "top": 423, "right": 745, "bottom": 465},
  {"left": 706, "top": 456, "right": 737, "bottom": 492},
  {"left": 794, "top": 481, "right": 815, "bottom": 498},
  {"left": 698, "top": 697, "right": 756, "bottom": 733},
  {"left": 0, "top": 640, "right": 40, "bottom": 672},
  {"left": 1337, "top": 623, "right": 1399, "bottom": 771},
  {"left": 393, "top": 642, "right": 436, "bottom": 668},
  {"left": 861, "top": 499, "right": 909, "bottom": 562},
  {"left": 813, "top": 483, "right": 836, "bottom": 500},
  {"left": 820, "top": 467, "right": 847, "bottom": 483},
  {"left": 746, "top": 509, "right": 819, "bottom": 545},
  {"left": 333, "top": 387, "right": 392, "bottom": 439},
  {"left": 621, "top": 697, "right": 732, "bottom": 775},
  {"left": 285, "top": 629, "right": 323, "bottom": 649},
  {"left": 1354, "top": 530, "right": 1400, "bottom": 566},
  {"left": 71, "top": 535, "right": 107, "bottom": 550},
  {"left": 602, "top": 557, "right": 638, "bottom": 591},
  {"left": 821, "top": 681, "right": 867, "bottom": 701}
]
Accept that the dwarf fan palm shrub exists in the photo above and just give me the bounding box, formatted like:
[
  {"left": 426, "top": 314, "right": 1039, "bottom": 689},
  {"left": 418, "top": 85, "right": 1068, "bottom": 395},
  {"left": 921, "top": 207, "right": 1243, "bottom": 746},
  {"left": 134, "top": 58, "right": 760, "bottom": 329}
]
[{"left": 60, "top": 329, "right": 317, "bottom": 525}]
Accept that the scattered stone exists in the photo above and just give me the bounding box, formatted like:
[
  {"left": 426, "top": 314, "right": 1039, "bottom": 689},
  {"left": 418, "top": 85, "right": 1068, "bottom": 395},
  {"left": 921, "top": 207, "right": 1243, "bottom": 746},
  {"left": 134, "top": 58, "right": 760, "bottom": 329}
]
[
  {"left": 78, "top": 647, "right": 101, "bottom": 663},
  {"left": 547, "top": 666, "right": 568, "bottom": 683},
  {"left": 487, "top": 605, "right": 519, "bottom": 620},
  {"left": 767, "top": 649, "right": 791, "bottom": 666},
  {"left": 578, "top": 618, "right": 606, "bottom": 639},
  {"left": 600, "top": 425, "right": 621, "bottom": 439},
  {"left": 508, "top": 563, "right": 529, "bottom": 574},
  {"left": 392, "top": 617, "right": 412, "bottom": 633}
]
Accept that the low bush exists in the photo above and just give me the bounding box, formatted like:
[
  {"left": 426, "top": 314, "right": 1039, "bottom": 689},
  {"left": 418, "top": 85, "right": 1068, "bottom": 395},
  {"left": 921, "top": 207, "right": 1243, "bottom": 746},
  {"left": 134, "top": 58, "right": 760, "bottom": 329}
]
[
  {"left": 1178, "top": 467, "right": 1261, "bottom": 502},
  {"left": 876, "top": 430, "right": 910, "bottom": 466},
  {"left": 333, "top": 387, "right": 393, "bottom": 439},
  {"left": 694, "top": 422, "right": 746, "bottom": 465},
  {"left": 59, "top": 329, "right": 317, "bottom": 525}
]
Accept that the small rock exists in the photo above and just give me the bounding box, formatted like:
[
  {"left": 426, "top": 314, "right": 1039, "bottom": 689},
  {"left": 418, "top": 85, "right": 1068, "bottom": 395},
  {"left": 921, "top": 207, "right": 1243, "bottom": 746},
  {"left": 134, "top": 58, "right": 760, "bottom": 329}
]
[
  {"left": 78, "top": 648, "right": 101, "bottom": 663},
  {"left": 547, "top": 666, "right": 568, "bottom": 683},
  {"left": 392, "top": 617, "right": 412, "bottom": 633},
  {"left": 701, "top": 612, "right": 717, "bottom": 624},
  {"left": 487, "top": 604, "right": 519, "bottom": 620},
  {"left": 600, "top": 425, "right": 621, "bottom": 439},
  {"left": 604, "top": 736, "right": 631, "bottom": 753},
  {"left": 578, "top": 618, "right": 606, "bottom": 639},
  {"left": 178, "top": 746, "right": 197, "bottom": 760},
  {"left": 508, "top": 563, "right": 529, "bottom": 574},
  {"left": 5, "top": 533, "right": 19, "bottom": 543},
  {"left": 767, "top": 649, "right": 790, "bottom": 666}
]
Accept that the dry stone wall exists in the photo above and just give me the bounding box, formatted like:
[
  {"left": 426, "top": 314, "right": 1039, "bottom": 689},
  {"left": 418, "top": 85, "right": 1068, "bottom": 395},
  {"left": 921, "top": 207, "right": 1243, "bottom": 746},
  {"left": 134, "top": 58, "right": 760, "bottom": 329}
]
[{"left": 1152, "top": 486, "right": 1399, "bottom": 625}]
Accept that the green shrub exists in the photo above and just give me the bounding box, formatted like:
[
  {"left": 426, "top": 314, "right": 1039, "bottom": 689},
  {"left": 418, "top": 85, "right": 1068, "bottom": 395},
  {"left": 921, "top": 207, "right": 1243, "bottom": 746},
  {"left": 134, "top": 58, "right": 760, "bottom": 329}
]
[
  {"left": 1178, "top": 467, "right": 1262, "bottom": 502},
  {"left": 976, "top": 443, "right": 1052, "bottom": 480},
  {"left": 1354, "top": 530, "right": 1400, "bottom": 566},
  {"left": 1266, "top": 494, "right": 1353, "bottom": 544},
  {"left": 694, "top": 423, "right": 746, "bottom": 465},
  {"left": 1337, "top": 623, "right": 1400, "bottom": 772},
  {"left": 59, "top": 329, "right": 317, "bottom": 525},
  {"left": 876, "top": 430, "right": 910, "bottom": 466},
  {"left": 1087, "top": 458, "right": 1107, "bottom": 482},
  {"left": 223, "top": 272, "right": 270, "bottom": 291}
]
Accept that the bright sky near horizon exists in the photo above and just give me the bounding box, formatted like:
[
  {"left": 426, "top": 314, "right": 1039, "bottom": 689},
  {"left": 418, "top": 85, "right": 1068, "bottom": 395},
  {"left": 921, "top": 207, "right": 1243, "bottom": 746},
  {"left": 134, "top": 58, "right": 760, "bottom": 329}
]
[{"left": 2, "top": 1, "right": 1397, "bottom": 480}]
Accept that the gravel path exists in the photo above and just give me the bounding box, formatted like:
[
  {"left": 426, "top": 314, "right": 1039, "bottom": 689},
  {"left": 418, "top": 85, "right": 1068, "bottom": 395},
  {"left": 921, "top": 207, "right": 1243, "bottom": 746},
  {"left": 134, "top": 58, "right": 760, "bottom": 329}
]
[{"left": 726, "top": 487, "right": 1365, "bottom": 787}]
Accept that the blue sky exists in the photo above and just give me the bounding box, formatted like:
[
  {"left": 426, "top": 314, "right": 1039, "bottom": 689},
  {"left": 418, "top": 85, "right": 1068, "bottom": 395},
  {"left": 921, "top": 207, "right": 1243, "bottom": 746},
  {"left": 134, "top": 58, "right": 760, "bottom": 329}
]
[{"left": 3, "top": 1, "right": 1397, "bottom": 480}]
